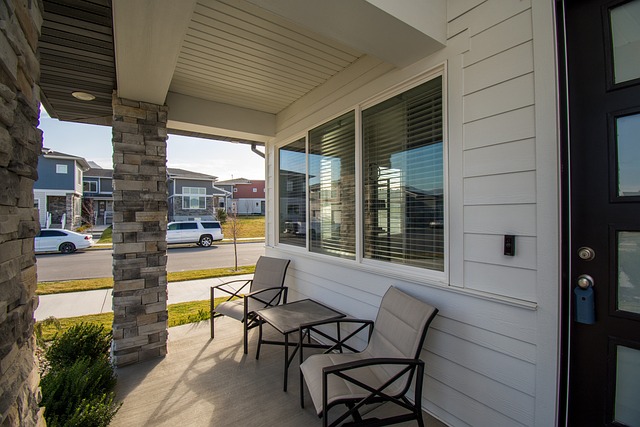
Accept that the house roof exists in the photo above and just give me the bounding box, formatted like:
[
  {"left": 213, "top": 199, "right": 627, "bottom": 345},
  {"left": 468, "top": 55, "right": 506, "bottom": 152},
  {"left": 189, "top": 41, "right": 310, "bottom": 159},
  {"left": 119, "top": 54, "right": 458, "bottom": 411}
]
[
  {"left": 167, "top": 168, "right": 217, "bottom": 181},
  {"left": 41, "top": 148, "right": 91, "bottom": 171},
  {"left": 84, "top": 166, "right": 218, "bottom": 182},
  {"left": 38, "top": 0, "right": 446, "bottom": 144},
  {"left": 84, "top": 168, "right": 113, "bottom": 178},
  {"left": 215, "top": 178, "right": 254, "bottom": 185}
]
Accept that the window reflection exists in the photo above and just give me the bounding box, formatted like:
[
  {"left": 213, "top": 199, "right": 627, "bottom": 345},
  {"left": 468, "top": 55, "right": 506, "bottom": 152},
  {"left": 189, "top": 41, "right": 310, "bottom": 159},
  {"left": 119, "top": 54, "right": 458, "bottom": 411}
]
[
  {"left": 308, "top": 112, "right": 356, "bottom": 259},
  {"left": 279, "top": 138, "right": 307, "bottom": 247},
  {"left": 617, "top": 114, "right": 640, "bottom": 197},
  {"left": 611, "top": 0, "right": 640, "bottom": 84},
  {"left": 618, "top": 231, "right": 640, "bottom": 314}
]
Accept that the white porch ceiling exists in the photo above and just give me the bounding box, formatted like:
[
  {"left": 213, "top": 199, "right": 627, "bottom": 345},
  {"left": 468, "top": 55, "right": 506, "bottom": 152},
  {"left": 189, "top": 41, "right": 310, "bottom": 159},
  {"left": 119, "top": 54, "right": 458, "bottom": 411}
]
[{"left": 42, "top": 0, "right": 446, "bottom": 144}]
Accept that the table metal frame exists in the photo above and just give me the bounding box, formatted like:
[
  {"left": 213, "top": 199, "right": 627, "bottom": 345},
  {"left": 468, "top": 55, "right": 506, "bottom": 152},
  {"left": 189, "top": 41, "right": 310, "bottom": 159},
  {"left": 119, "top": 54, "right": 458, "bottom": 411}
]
[{"left": 256, "top": 299, "right": 345, "bottom": 391}]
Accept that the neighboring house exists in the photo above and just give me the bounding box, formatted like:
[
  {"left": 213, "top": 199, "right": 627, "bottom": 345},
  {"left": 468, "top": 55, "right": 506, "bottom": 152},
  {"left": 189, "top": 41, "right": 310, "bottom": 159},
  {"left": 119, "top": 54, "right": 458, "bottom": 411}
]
[
  {"left": 83, "top": 166, "right": 114, "bottom": 226},
  {"left": 34, "top": 148, "right": 90, "bottom": 229},
  {"left": 81, "top": 166, "right": 230, "bottom": 223},
  {"left": 167, "top": 168, "right": 229, "bottom": 221},
  {"left": 216, "top": 178, "right": 265, "bottom": 215}
]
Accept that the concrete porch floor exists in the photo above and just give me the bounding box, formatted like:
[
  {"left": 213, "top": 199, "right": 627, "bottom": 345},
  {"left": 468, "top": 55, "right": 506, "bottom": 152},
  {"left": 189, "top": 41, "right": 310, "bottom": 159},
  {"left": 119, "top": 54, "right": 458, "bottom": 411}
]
[{"left": 111, "top": 317, "right": 447, "bottom": 427}]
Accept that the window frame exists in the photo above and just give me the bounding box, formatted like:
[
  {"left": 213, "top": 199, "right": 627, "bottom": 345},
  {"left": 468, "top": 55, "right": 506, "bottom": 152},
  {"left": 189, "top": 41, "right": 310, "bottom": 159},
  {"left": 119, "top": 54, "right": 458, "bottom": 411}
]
[
  {"left": 277, "top": 136, "right": 309, "bottom": 249},
  {"left": 83, "top": 180, "right": 98, "bottom": 193},
  {"left": 182, "top": 187, "right": 207, "bottom": 210},
  {"left": 275, "top": 67, "right": 448, "bottom": 283},
  {"left": 56, "top": 164, "right": 67, "bottom": 174}
]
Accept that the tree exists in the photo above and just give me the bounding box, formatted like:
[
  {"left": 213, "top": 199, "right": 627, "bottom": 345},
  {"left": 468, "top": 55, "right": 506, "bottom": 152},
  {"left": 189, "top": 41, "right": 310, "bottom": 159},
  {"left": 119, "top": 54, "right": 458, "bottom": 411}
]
[
  {"left": 228, "top": 202, "right": 242, "bottom": 271},
  {"left": 81, "top": 199, "right": 95, "bottom": 231}
]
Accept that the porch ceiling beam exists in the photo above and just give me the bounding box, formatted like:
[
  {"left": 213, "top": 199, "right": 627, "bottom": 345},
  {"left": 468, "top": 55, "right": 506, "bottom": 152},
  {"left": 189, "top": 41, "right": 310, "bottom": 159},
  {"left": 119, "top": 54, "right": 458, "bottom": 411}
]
[
  {"left": 247, "top": 0, "right": 446, "bottom": 68},
  {"left": 166, "top": 92, "right": 276, "bottom": 144},
  {"left": 112, "top": 0, "right": 197, "bottom": 105}
]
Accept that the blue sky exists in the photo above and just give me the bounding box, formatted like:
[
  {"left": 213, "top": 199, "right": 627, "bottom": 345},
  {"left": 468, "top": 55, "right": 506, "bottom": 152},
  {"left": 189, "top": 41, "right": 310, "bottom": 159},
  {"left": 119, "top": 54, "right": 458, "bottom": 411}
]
[{"left": 39, "top": 108, "right": 265, "bottom": 181}]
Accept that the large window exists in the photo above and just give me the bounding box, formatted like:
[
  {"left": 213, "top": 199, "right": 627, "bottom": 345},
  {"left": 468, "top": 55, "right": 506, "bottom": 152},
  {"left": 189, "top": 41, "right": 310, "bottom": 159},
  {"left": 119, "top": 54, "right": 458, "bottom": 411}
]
[
  {"left": 182, "top": 187, "right": 207, "bottom": 209},
  {"left": 279, "top": 138, "right": 307, "bottom": 247},
  {"left": 309, "top": 111, "right": 356, "bottom": 259},
  {"left": 276, "top": 74, "right": 444, "bottom": 272},
  {"left": 362, "top": 77, "right": 444, "bottom": 270}
]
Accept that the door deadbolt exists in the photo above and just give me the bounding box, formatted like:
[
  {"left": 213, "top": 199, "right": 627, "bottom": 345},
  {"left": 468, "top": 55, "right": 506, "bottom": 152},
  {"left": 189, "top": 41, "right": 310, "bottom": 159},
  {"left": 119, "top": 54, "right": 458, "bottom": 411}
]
[
  {"left": 578, "top": 247, "right": 595, "bottom": 261},
  {"left": 577, "top": 274, "right": 594, "bottom": 289}
]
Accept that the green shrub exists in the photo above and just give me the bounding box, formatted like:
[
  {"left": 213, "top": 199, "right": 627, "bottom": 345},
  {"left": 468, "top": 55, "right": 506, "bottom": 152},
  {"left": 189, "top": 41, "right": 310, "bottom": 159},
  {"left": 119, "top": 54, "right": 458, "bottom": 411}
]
[
  {"left": 46, "top": 393, "right": 121, "bottom": 427},
  {"left": 216, "top": 207, "right": 227, "bottom": 223},
  {"left": 41, "top": 357, "right": 118, "bottom": 424},
  {"left": 75, "top": 224, "right": 92, "bottom": 233},
  {"left": 46, "top": 322, "right": 112, "bottom": 369}
]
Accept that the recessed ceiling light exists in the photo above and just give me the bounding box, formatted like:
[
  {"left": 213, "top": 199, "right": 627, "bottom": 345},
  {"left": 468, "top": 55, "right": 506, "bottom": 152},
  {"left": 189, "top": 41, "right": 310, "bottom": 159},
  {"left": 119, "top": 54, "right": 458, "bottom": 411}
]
[{"left": 71, "top": 91, "right": 95, "bottom": 101}]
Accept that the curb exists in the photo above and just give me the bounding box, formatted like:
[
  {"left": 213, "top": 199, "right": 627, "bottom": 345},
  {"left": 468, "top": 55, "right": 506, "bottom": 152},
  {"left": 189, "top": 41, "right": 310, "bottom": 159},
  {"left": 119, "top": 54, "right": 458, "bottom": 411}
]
[{"left": 87, "top": 238, "right": 265, "bottom": 251}]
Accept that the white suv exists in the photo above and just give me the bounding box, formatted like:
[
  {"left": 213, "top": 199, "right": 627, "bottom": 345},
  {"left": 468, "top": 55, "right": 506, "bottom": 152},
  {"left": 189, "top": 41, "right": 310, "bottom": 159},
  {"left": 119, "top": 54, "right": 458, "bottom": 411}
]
[{"left": 166, "top": 221, "right": 223, "bottom": 247}]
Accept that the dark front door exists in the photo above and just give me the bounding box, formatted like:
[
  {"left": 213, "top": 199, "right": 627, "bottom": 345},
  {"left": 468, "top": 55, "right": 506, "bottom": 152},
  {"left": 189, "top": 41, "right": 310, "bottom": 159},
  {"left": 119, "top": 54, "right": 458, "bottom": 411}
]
[{"left": 564, "top": 0, "right": 640, "bottom": 425}]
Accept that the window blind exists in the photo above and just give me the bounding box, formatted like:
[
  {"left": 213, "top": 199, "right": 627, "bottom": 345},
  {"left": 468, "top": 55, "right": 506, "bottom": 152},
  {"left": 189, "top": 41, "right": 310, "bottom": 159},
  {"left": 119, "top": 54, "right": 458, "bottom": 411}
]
[
  {"left": 308, "top": 111, "right": 356, "bottom": 259},
  {"left": 362, "top": 77, "right": 444, "bottom": 271}
]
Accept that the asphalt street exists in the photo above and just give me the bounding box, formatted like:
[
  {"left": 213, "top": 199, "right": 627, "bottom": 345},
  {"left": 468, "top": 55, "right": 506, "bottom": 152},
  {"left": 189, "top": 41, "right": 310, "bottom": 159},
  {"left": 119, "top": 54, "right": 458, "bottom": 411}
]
[{"left": 35, "top": 241, "right": 266, "bottom": 281}]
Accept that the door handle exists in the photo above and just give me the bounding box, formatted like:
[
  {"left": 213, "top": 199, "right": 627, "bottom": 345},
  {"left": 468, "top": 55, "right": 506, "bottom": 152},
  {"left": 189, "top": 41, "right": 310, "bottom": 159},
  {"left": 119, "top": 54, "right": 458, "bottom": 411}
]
[
  {"left": 577, "top": 274, "right": 594, "bottom": 289},
  {"left": 575, "top": 274, "right": 595, "bottom": 324}
]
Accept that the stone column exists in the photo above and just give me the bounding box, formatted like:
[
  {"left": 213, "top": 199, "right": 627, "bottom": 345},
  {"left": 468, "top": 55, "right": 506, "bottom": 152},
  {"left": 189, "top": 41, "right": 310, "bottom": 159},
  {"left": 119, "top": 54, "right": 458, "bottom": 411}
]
[
  {"left": 0, "top": 0, "right": 45, "bottom": 426},
  {"left": 111, "top": 93, "right": 169, "bottom": 367}
]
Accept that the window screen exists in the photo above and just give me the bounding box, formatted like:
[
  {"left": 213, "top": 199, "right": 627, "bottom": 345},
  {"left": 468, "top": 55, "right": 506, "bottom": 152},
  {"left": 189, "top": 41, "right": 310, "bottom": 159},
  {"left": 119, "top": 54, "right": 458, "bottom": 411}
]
[
  {"left": 362, "top": 76, "right": 444, "bottom": 271},
  {"left": 309, "top": 111, "right": 356, "bottom": 259},
  {"left": 279, "top": 138, "right": 307, "bottom": 247}
]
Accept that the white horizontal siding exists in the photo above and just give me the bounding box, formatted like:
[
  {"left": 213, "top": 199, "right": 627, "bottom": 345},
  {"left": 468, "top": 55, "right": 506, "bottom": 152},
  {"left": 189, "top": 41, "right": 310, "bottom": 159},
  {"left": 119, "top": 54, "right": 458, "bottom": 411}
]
[
  {"left": 464, "top": 233, "right": 537, "bottom": 270},
  {"left": 463, "top": 73, "right": 535, "bottom": 123},
  {"left": 464, "top": 41, "right": 534, "bottom": 95},
  {"left": 464, "top": 9, "right": 533, "bottom": 66},
  {"left": 463, "top": 106, "right": 536, "bottom": 150},
  {"left": 464, "top": 261, "right": 537, "bottom": 302},
  {"left": 464, "top": 171, "right": 536, "bottom": 205},
  {"left": 464, "top": 205, "right": 536, "bottom": 236},
  {"left": 464, "top": 138, "right": 535, "bottom": 177}
]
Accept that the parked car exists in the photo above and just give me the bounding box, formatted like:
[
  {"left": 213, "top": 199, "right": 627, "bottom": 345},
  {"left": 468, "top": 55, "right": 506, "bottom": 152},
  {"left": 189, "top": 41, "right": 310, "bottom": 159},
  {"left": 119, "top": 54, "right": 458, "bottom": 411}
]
[
  {"left": 166, "top": 221, "right": 223, "bottom": 247},
  {"left": 35, "top": 229, "right": 95, "bottom": 254}
]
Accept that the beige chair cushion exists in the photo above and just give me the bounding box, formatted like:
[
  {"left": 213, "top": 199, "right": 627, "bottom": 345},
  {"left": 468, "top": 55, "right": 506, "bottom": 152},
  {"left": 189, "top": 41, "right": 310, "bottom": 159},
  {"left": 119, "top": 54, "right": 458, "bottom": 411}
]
[
  {"left": 300, "top": 350, "right": 407, "bottom": 415},
  {"left": 215, "top": 298, "right": 268, "bottom": 321},
  {"left": 300, "top": 287, "right": 437, "bottom": 416}
]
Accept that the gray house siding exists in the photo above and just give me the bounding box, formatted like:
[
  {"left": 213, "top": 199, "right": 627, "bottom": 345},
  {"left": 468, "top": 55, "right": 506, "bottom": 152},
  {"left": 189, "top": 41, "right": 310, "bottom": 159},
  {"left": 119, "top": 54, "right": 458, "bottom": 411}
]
[{"left": 35, "top": 157, "right": 75, "bottom": 190}]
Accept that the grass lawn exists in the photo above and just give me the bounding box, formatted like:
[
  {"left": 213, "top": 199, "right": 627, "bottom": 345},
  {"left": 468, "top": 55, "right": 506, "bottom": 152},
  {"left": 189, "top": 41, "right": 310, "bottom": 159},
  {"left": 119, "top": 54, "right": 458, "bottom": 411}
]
[
  {"left": 95, "top": 216, "right": 265, "bottom": 244},
  {"left": 36, "top": 299, "right": 229, "bottom": 342},
  {"left": 221, "top": 215, "right": 265, "bottom": 238},
  {"left": 98, "top": 225, "right": 112, "bottom": 243},
  {"left": 36, "top": 265, "right": 256, "bottom": 295}
]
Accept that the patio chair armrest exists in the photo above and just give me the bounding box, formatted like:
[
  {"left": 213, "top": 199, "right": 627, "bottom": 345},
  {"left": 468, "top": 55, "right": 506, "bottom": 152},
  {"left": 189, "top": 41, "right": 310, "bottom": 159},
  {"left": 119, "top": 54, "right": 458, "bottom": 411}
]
[
  {"left": 244, "top": 286, "right": 288, "bottom": 308},
  {"left": 299, "top": 318, "right": 374, "bottom": 355},
  {"left": 300, "top": 317, "right": 373, "bottom": 331},
  {"left": 211, "top": 279, "right": 252, "bottom": 298},
  {"left": 323, "top": 357, "right": 423, "bottom": 376}
]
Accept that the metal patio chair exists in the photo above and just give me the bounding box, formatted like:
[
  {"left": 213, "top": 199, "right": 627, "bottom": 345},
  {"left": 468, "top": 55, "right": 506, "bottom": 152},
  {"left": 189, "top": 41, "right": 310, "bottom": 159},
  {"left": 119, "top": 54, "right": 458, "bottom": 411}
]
[
  {"left": 210, "top": 256, "right": 290, "bottom": 354},
  {"left": 299, "top": 286, "right": 438, "bottom": 427}
]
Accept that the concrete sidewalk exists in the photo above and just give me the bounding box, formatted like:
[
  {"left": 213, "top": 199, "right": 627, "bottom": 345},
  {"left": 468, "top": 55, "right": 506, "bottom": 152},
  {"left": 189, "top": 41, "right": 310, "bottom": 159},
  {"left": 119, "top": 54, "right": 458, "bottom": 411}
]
[{"left": 35, "top": 274, "right": 254, "bottom": 321}]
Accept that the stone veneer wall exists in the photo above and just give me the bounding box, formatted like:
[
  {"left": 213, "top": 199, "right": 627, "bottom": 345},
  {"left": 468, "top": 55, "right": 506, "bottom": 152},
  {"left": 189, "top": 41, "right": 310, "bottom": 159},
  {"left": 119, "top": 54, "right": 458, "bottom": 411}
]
[
  {"left": 0, "top": 0, "right": 45, "bottom": 426},
  {"left": 111, "top": 93, "right": 169, "bottom": 367}
]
